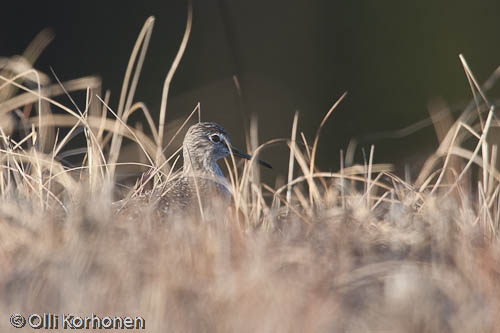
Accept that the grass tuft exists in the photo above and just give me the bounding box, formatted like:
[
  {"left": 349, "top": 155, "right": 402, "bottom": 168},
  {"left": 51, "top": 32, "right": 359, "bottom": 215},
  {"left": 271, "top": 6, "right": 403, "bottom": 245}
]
[{"left": 0, "top": 16, "right": 500, "bottom": 332}]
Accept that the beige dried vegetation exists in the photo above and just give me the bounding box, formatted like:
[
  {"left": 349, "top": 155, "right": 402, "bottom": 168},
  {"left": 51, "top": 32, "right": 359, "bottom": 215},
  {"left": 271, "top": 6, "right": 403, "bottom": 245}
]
[{"left": 0, "top": 12, "right": 500, "bottom": 333}]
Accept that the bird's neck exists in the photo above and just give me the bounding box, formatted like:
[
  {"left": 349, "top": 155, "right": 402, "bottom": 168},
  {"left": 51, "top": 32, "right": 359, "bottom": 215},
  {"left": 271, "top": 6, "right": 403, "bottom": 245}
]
[
  {"left": 183, "top": 151, "right": 224, "bottom": 178},
  {"left": 182, "top": 150, "right": 230, "bottom": 198}
]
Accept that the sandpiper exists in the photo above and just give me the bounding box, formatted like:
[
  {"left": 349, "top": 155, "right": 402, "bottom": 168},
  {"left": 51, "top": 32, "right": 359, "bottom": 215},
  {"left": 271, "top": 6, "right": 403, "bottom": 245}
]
[{"left": 119, "top": 122, "right": 271, "bottom": 216}]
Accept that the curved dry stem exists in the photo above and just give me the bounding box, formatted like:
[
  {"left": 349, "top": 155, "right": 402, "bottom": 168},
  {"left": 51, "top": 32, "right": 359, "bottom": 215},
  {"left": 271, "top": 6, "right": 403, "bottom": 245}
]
[
  {"left": 308, "top": 92, "right": 347, "bottom": 196},
  {"left": 97, "top": 95, "right": 155, "bottom": 167},
  {"left": 110, "top": 17, "right": 155, "bottom": 175},
  {"left": 156, "top": 0, "right": 193, "bottom": 166},
  {"left": 0, "top": 148, "right": 76, "bottom": 190},
  {"left": 116, "top": 16, "right": 155, "bottom": 118},
  {"left": 121, "top": 101, "right": 159, "bottom": 144}
]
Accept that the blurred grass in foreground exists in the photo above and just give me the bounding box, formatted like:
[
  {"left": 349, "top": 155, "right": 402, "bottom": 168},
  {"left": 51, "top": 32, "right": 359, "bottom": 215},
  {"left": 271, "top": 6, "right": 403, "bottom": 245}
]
[{"left": 0, "top": 15, "right": 499, "bottom": 332}]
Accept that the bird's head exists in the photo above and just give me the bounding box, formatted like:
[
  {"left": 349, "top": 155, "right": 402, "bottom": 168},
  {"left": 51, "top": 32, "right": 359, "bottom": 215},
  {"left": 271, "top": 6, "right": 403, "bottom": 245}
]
[{"left": 182, "top": 122, "right": 272, "bottom": 172}]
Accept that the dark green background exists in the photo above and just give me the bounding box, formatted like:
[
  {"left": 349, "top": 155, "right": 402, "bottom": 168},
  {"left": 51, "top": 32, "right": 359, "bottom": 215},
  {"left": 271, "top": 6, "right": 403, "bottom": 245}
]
[{"left": 2, "top": 1, "right": 500, "bottom": 180}]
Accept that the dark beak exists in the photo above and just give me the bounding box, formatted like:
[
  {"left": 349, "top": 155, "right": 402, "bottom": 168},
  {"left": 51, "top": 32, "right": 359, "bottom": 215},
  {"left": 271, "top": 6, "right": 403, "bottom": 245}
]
[{"left": 231, "top": 146, "right": 272, "bottom": 169}]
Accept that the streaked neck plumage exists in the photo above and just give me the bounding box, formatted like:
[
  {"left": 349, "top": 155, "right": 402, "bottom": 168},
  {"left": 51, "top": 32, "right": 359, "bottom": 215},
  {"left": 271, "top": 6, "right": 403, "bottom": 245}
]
[
  {"left": 182, "top": 149, "right": 223, "bottom": 177},
  {"left": 182, "top": 148, "right": 229, "bottom": 197}
]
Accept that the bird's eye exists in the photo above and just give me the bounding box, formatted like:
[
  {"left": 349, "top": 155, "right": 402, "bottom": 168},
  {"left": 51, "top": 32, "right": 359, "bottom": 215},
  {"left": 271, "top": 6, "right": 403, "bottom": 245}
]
[{"left": 210, "top": 134, "right": 221, "bottom": 143}]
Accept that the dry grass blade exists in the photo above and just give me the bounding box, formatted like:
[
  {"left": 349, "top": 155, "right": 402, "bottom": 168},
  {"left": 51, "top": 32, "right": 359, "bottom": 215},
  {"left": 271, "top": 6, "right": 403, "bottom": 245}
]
[
  {"left": 432, "top": 107, "right": 495, "bottom": 197},
  {"left": 110, "top": 17, "right": 155, "bottom": 175},
  {"left": 0, "top": 28, "right": 54, "bottom": 101},
  {"left": 459, "top": 54, "right": 491, "bottom": 129},
  {"left": 1, "top": 17, "right": 500, "bottom": 333},
  {"left": 0, "top": 76, "right": 100, "bottom": 114},
  {"left": 160, "top": 103, "right": 200, "bottom": 157},
  {"left": 309, "top": 92, "right": 347, "bottom": 176},
  {"left": 308, "top": 92, "right": 347, "bottom": 205},
  {"left": 185, "top": 148, "right": 206, "bottom": 221},
  {"left": 96, "top": 95, "right": 155, "bottom": 167},
  {"left": 156, "top": 0, "right": 193, "bottom": 166},
  {"left": 286, "top": 112, "right": 299, "bottom": 211}
]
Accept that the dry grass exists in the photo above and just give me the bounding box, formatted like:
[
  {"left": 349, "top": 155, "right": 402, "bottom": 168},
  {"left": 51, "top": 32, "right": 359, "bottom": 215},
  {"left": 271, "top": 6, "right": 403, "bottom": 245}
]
[{"left": 1, "top": 14, "right": 500, "bottom": 332}]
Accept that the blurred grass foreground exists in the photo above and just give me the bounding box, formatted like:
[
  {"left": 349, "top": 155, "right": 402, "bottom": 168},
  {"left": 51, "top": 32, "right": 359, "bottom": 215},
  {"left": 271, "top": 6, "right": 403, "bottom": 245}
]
[{"left": 1, "top": 16, "right": 500, "bottom": 332}]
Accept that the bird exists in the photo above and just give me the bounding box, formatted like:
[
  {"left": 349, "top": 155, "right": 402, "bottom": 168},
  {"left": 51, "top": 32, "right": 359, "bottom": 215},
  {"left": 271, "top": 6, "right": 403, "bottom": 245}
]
[{"left": 117, "top": 122, "right": 271, "bottom": 217}]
